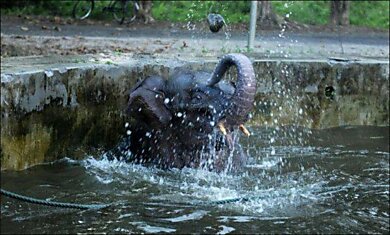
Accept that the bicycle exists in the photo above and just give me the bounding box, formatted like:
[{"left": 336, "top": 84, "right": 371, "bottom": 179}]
[{"left": 72, "top": 0, "right": 139, "bottom": 25}]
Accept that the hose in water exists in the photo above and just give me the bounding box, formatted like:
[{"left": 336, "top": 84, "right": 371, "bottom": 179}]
[
  {"left": 1, "top": 188, "right": 259, "bottom": 210},
  {"left": 1, "top": 188, "right": 110, "bottom": 210}
]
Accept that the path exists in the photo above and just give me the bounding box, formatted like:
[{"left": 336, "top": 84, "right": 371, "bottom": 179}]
[{"left": 1, "top": 15, "right": 389, "bottom": 59}]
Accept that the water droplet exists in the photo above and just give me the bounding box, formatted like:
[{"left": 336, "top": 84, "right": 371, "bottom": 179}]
[
  {"left": 164, "top": 98, "right": 170, "bottom": 104},
  {"left": 45, "top": 70, "right": 54, "bottom": 77},
  {"left": 177, "top": 112, "right": 183, "bottom": 117},
  {"left": 125, "top": 122, "right": 129, "bottom": 128},
  {"left": 126, "top": 130, "right": 131, "bottom": 135}
]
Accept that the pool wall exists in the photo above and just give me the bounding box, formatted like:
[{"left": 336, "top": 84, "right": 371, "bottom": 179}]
[{"left": 1, "top": 55, "right": 388, "bottom": 170}]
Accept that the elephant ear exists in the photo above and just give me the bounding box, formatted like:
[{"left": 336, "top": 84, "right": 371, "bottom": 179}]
[{"left": 127, "top": 76, "right": 172, "bottom": 127}]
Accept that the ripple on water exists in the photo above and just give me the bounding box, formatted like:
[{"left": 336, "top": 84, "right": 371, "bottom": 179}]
[
  {"left": 129, "top": 222, "right": 176, "bottom": 233},
  {"left": 162, "top": 210, "right": 208, "bottom": 222},
  {"left": 2, "top": 126, "right": 387, "bottom": 233}
]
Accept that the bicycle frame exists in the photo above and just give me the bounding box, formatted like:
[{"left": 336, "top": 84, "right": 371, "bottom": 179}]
[{"left": 73, "top": 0, "right": 139, "bottom": 24}]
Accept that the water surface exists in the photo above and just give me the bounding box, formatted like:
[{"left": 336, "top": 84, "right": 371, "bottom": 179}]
[{"left": 1, "top": 126, "right": 389, "bottom": 234}]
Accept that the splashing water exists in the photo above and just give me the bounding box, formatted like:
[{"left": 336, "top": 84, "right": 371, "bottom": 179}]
[{"left": 2, "top": 125, "right": 388, "bottom": 233}]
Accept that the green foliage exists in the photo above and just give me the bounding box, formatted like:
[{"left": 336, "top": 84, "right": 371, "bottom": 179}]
[
  {"left": 271, "top": 0, "right": 389, "bottom": 29},
  {"left": 0, "top": 0, "right": 119, "bottom": 21},
  {"left": 272, "top": 1, "right": 330, "bottom": 25},
  {"left": 151, "top": 1, "right": 250, "bottom": 24},
  {"left": 350, "top": 1, "right": 389, "bottom": 29},
  {"left": 152, "top": 0, "right": 388, "bottom": 29},
  {"left": 1, "top": 0, "right": 75, "bottom": 16},
  {"left": 1, "top": 0, "right": 388, "bottom": 29}
]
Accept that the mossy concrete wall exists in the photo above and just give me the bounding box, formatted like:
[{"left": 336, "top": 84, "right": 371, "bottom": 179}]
[
  {"left": 1, "top": 55, "right": 388, "bottom": 170},
  {"left": 252, "top": 59, "right": 389, "bottom": 128}
]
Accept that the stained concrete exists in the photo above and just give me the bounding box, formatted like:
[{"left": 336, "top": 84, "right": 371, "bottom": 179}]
[{"left": 1, "top": 54, "right": 389, "bottom": 170}]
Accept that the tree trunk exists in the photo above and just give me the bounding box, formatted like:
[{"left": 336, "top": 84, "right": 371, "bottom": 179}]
[
  {"left": 137, "top": 0, "right": 155, "bottom": 24},
  {"left": 340, "top": 1, "right": 350, "bottom": 26},
  {"left": 330, "top": 1, "right": 339, "bottom": 25},
  {"left": 257, "top": 0, "right": 281, "bottom": 29},
  {"left": 330, "top": 1, "right": 350, "bottom": 25}
]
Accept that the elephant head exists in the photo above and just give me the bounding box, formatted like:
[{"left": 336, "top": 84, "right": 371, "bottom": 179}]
[{"left": 125, "top": 53, "right": 256, "bottom": 171}]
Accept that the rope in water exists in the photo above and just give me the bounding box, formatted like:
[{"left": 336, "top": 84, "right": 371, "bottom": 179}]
[
  {"left": 1, "top": 188, "right": 110, "bottom": 210},
  {"left": 1, "top": 189, "right": 258, "bottom": 210},
  {"left": 209, "top": 196, "right": 251, "bottom": 205}
]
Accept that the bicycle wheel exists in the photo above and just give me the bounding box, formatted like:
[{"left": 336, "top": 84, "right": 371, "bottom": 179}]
[
  {"left": 73, "top": 0, "right": 94, "bottom": 20},
  {"left": 112, "top": 0, "right": 126, "bottom": 24},
  {"left": 112, "top": 0, "right": 139, "bottom": 24}
]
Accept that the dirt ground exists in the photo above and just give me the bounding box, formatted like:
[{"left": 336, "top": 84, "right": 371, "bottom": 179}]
[{"left": 1, "top": 14, "right": 389, "bottom": 59}]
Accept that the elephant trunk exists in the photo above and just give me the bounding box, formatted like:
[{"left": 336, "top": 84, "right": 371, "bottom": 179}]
[{"left": 207, "top": 53, "right": 256, "bottom": 126}]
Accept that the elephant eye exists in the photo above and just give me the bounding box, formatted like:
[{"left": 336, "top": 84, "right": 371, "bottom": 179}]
[
  {"left": 152, "top": 90, "right": 165, "bottom": 99},
  {"left": 191, "top": 91, "right": 205, "bottom": 102}
]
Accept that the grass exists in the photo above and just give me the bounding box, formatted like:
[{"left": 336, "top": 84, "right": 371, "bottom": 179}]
[
  {"left": 151, "top": 1, "right": 389, "bottom": 29},
  {"left": 272, "top": 1, "right": 330, "bottom": 25},
  {"left": 350, "top": 1, "right": 389, "bottom": 29},
  {"left": 151, "top": 1, "right": 251, "bottom": 24},
  {"left": 1, "top": 0, "right": 389, "bottom": 29},
  {"left": 0, "top": 0, "right": 126, "bottom": 22}
]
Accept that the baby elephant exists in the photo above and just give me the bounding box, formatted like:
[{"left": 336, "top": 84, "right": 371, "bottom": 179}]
[{"left": 123, "top": 53, "right": 257, "bottom": 172}]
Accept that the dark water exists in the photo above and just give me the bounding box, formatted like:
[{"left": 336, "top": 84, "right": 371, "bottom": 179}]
[{"left": 1, "top": 126, "right": 389, "bottom": 234}]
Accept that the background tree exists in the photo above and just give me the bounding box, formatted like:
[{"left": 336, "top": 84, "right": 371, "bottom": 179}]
[
  {"left": 257, "top": 0, "right": 282, "bottom": 28},
  {"left": 137, "top": 0, "right": 155, "bottom": 24},
  {"left": 256, "top": 0, "right": 305, "bottom": 30},
  {"left": 330, "top": 0, "right": 350, "bottom": 25}
]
